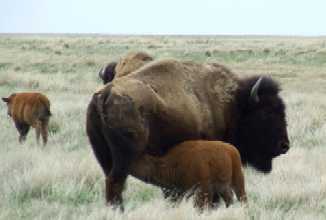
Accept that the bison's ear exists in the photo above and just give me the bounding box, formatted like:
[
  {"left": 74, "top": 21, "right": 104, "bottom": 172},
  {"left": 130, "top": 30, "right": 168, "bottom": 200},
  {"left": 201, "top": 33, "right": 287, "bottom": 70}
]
[
  {"left": 99, "top": 62, "right": 117, "bottom": 84},
  {"left": 249, "top": 77, "right": 263, "bottom": 103},
  {"left": 2, "top": 97, "right": 10, "bottom": 103}
]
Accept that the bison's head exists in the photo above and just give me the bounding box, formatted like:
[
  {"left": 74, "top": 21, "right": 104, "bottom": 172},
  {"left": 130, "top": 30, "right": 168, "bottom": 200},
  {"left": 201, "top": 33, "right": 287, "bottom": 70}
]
[
  {"left": 235, "top": 76, "right": 289, "bottom": 173},
  {"left": 99, "top": 52, "right": 153, "bottom": 85},
  {"left": 2, "top": 93, "right": 16, "bottom": 117},
  {"left": 115, "top": 51, "right": 153, "bottom": 78},
  {"left": 99, "top": 62, "right": 117, "bottom": 84}
]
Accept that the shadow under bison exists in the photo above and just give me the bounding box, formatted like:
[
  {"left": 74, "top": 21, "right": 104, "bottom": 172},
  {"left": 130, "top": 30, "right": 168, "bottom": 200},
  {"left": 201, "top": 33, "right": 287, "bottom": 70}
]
[{"left": 87, "top": 58, "right": 289, "bottom": 209}]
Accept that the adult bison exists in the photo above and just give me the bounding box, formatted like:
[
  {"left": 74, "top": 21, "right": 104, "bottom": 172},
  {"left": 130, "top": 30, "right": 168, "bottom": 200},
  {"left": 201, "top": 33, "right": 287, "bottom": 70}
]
[
  {"left": 86, "top": 59, "right": 289, "bottom": 208},
  {"left": 98, "top": 51, "right": 153, "bottom": 84}
]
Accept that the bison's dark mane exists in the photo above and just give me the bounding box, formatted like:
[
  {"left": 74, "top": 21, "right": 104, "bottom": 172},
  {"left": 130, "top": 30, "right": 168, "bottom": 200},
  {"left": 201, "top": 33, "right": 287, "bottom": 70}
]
[{"left": 230, "top": 76, "right": 287, "bottom": 173}]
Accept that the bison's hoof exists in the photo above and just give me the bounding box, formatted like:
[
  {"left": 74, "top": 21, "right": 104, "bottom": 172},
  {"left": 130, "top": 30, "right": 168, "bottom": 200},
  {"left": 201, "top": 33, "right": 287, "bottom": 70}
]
[{"left": 106, "top": 201, "right": 124, "bottom": 212}]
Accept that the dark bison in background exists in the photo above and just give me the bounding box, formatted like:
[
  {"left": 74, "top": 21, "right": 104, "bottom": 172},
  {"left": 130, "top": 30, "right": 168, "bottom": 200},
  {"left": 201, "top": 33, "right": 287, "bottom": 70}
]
[
  {"left": 87, "top": 58, "right": 289, "bottom": 208},
  {"left": 98, "top": 51, "right": 153, "bottom": 84}
]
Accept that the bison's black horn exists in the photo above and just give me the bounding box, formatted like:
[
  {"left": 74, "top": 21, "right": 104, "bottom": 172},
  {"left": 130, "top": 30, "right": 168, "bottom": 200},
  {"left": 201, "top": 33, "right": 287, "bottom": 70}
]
[
  {"left": 99, "top": 67, "right": 105, "bottom": 79},
  {"left": 250, "top": 76, "right": 263, "bottom": 103}
]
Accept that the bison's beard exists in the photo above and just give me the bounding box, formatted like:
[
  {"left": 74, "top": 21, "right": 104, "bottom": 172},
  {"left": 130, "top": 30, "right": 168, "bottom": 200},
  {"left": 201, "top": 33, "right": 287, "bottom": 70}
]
[{"left": 249, "top": 157, "right": 273, "bottom": 173}]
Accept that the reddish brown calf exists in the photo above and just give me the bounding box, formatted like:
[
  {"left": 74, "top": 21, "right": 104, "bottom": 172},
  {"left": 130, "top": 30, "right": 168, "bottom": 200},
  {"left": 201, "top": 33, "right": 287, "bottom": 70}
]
[
  {"left": 2, "top": 92, "right": 51, "bottom": 145},
  {"left": 130, "top": 140, "right": 247, "bottom": 210}
]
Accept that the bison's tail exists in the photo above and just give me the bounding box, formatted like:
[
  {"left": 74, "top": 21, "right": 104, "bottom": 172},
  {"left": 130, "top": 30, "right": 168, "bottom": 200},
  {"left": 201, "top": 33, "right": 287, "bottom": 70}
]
[
  {"left": 38, "top": 104, "right": 51, "bottom": 121},
  {"left": 45, "top": 108, "right": 52, "bottom": 117},
  {"left": 86, "top": 93, "right": 113, "bottom": 177},
  {"left": 38, "top": 96, "right": 52, "bottom": 119}
]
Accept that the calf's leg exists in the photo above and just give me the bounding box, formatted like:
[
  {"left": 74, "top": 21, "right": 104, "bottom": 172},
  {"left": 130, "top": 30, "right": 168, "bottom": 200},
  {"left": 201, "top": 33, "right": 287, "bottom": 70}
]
[
  {"left": 231, "top": 155, "right": 247, "bottom": 204},
  {"left": 194, "top": 182, "right": 213, "bottom": 211},
  {"left": 220, "top": 187, "right": 234, "bottom": 208},
  {"left": 34, "top": 120, "right": 42, "bottom": 145},
  {"left": 40, "top": 119, "right": 49, "bottom": 146},
  {"left": 163, "top": 188, "right": 184, "bottom": 204},
  {"left": 15, "top": 121, "right": 30, "bottom": 143},
  {"left": 211, "top": 193, "right": 221, "bottom": 208},
  {"left": 232, "top": 170, "right": 247, "bottom": 204}
]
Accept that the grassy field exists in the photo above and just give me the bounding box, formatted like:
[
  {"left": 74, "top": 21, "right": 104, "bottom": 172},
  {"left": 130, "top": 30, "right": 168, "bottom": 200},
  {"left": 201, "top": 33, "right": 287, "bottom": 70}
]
[{"left": 0, "top": 35, "right": 326, "bottom": 219}]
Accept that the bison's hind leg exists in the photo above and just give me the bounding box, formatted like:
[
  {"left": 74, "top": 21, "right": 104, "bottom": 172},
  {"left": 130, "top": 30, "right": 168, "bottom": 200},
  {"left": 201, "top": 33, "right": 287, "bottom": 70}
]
[
  {"left": 34, "top": 120, "right": 42, "bottom": 145},
  {"left": 40, "top": 119, "right": 49, "bottom": 146},
  {"left": 100, "top": 92, "right": 147, "bottom": 210},
  {"left": 86, "top": 110, "right": 112, "bottom": 177},
  {"left": 34, "top": 119, "right": 49, "bottom": 146},
  {"left": 15, "top": 121, "right": 30, "bottom": 143},
  {"left": 103, "top": 128, "right": 139, "bottom": 210}
]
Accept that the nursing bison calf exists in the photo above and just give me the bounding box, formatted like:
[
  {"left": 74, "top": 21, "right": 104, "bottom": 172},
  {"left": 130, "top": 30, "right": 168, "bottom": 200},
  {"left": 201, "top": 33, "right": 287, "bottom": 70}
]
[
  {"left": 130, "top": 140, "right": 247, "bottom": 210},
  {"left": 2, "top": 92, "right": 51, "bottom": 145}
]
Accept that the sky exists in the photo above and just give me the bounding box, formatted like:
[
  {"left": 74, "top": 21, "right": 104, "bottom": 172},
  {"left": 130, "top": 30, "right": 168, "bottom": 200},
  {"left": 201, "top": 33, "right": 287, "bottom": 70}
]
[{"left": 0, "top": 0, "right": 325, "bottom": 35}]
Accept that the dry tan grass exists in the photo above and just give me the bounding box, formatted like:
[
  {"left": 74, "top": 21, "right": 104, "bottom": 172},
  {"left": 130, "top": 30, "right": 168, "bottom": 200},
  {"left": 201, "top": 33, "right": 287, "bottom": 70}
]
[{"left": 0, "top": 35, "right": 326, "bottom": 219}]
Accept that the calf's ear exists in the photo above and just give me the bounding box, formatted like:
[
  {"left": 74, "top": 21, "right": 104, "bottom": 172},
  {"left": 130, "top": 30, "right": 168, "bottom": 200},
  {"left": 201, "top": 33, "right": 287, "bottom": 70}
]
[{"left": 2, "top": 97, "right": 10, "bottom": 103}]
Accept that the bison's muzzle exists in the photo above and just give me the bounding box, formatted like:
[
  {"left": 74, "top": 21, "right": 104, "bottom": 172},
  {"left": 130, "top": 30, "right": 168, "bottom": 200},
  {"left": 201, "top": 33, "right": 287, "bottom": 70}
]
[{"left": 279, "top": 141, "right": 290, "bottom": 155}]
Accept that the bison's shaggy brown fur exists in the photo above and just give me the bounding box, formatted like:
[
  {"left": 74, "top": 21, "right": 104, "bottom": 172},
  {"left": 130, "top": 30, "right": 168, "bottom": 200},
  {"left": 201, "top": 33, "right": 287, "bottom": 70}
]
[
  {"left": 130, "top": 140, "right": 247, "bottom": 210},
  {"left": 98, "top": 51, "right": 153, "bottom": 84},
  {"left": 87, "top": 58, "right": 289, "bottom": 207},
  {"left": 2, "top": 92, "right": 51, "bottom": 145}
]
